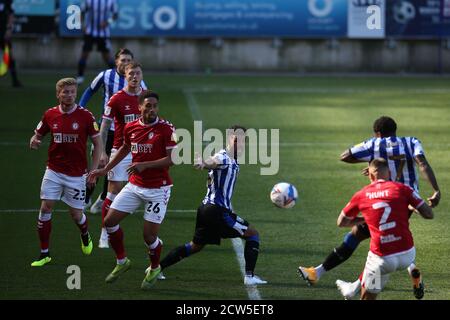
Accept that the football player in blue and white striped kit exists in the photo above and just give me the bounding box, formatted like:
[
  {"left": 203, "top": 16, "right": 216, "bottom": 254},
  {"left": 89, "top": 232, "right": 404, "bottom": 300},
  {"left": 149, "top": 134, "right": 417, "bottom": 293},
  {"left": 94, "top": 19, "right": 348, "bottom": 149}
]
[
  {"left": 76, "top": 0, "right": 119, "bottom": 84},
  {"left": 79, "top": 48, "right": 147, "bottom": 247},
  {"left": 299, "top": 116, "right": 440, "bottom": 300},
  {"left": 159, "top": 125, "right": 268, "bottom": 286}
]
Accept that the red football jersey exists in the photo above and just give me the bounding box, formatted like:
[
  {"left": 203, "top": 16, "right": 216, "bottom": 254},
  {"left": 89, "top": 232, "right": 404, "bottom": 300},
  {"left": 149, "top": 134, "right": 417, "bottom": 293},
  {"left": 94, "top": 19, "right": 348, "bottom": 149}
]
[
  {"left": 343, "top": 180, "right": 424, "bottom": 256},
  {"left": 103, "top": 89, "right": 141, "bottom": 149},
  {"left": 35, "top": 105, "right": 100, "bottom": 176},
  {"left": 123, "top": 117, "right": 177, "bottom": 188}
]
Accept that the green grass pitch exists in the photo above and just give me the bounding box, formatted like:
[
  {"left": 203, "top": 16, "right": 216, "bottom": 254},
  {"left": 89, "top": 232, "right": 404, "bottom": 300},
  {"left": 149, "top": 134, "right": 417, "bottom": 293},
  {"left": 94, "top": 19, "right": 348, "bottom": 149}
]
[{"left": 1, "top": 72, "right": 449, "bottom": 300}]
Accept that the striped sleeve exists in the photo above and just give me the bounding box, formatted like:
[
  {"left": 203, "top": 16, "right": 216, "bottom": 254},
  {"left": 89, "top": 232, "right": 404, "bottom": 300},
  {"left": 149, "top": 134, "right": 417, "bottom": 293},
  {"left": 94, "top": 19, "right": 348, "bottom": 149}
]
[
  {"left": 349, "top": 138, "right": 374, "bottom": 162},
  {"left": 410, "top": 137, "right": 425, "bottom": 157},
  {"left": 212, "top": 151, "right": 230, "bottom": 169}
]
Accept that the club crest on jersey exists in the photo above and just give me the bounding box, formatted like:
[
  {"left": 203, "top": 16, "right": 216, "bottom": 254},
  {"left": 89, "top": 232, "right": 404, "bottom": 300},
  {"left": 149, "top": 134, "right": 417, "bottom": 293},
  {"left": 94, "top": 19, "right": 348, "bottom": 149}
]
[
  {"left": 72, "top": 122, "right": 79, "bottom": 130},
  {"left": 53, "top": 124, "right": 58, "bottom": 129},
  {"left": 148, "top": 132, "right": 154, "bottom": 140}
]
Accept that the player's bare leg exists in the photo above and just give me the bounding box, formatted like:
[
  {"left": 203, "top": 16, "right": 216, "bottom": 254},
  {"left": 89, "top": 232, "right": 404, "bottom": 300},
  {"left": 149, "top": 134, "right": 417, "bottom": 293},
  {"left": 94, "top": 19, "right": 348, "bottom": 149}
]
[
  {"left": 104, "top": 209, "right": 131, "bottom": 283},
  {"left": 31, "top": 200, "right": 55, "bottom": 267}
]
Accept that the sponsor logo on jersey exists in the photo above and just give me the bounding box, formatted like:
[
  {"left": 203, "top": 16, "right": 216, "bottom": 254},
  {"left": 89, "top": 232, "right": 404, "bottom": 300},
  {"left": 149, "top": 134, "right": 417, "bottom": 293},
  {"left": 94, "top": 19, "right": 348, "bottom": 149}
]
[
  {"left": 131, "top": 143, "right": 153, "bottom": 154},
  {"left": 124, "top": 114, "right": 139, "bottom": 123},
  {"left": 54, "top": 133, "right": 79, "bottom": 143}
]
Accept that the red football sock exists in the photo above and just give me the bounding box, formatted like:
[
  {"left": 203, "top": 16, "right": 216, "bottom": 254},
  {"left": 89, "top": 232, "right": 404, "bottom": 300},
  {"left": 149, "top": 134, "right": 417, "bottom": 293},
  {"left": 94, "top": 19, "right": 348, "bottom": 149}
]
[
  {"left": 76, "top": 214, "right": 88, "bottom": 236},
  {"left": 37, "top": 219, "right": 52, "bottom": 252},
  {"left": 149, "top": 239, "right": 163, "bottom": 269},
  {"left": 101, "top": 197, "right": 113, "bottom": 227},
  {"left": 108, "top": 227, "right": 126, "bottom": 260}
]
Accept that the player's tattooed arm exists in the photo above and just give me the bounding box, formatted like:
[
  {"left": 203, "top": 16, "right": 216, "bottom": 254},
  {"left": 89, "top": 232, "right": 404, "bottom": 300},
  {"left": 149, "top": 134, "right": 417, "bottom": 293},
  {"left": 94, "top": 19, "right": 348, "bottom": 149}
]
[
  {"left": 415, "top": 154, "right": 440, "bottom": 207},
  {"left": 99, "top": 118, "right": 112, "bottom": 165}
]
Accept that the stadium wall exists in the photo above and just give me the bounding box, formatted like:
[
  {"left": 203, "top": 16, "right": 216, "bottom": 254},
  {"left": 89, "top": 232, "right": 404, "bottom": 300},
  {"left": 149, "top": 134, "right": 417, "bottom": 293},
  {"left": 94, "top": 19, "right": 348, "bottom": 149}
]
[{"left": 14, "top": 37, "right": 450, "bottom": 73}]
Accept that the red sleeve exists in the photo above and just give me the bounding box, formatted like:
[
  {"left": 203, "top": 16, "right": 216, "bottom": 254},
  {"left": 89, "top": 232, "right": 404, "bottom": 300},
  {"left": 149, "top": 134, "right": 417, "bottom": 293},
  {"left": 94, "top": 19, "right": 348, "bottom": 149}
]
[
  {"left": 35, "top": 111, "right": 50, "bottom": 136},
  {"left": 164, "top": 123, "right": 177, "bottom": 150},
  {"left": 85, "top": 110, "right": 100, "bottom": 137},
  {"left": 403, "top": 185, "right": 425, "bottom": 209},
  {"left": 342, "top": 191, "right": 361, "bottom": 218},
  {"left": 103, "top": 95, "right": 117, "bottom": 120}
]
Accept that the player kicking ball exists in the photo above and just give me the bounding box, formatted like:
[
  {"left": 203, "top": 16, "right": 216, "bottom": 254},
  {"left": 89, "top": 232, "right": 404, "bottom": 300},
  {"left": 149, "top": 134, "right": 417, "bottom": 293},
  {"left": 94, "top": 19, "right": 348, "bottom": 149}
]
[
  {"left": 336, "top": 158, "right": 433, "bottom": 299},
  {"left": 88, "top": 90, "right": 177, "bottom": 289},
  {"left": 29, "top": 78, "right": 102, "bottom": 266}
]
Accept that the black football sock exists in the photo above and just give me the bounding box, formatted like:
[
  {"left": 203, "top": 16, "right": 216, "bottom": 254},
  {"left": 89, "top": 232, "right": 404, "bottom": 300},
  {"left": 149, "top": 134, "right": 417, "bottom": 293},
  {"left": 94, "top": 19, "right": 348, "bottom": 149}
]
[
  {"left": 322, "top": 243, "right": 356, "bottom": 271},
  {"left": 244, "top": 240, "right": 260, "bottom": 276},
  {"left": 160, "top": 243, "right": 191, "bottom": 270}
]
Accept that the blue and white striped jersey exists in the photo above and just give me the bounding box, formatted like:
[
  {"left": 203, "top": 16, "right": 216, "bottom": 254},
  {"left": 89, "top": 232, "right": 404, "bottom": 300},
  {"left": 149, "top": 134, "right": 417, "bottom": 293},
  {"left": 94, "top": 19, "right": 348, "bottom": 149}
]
[
  {"left": 81, "top": 0, "right": 118, "bottom": 38},
  {"left": 350, "top": 136, "right": 424, "bottom": 191},
  {"left": 79, "top": 68, "right": 147, "bottom": 130},
  {"left": 203, "top": 150, "right": 240, "bottom": 211}
]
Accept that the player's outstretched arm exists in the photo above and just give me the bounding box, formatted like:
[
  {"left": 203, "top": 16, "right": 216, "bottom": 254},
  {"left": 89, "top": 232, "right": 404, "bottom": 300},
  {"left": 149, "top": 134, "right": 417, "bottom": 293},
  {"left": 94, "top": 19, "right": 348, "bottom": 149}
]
[
  {"left": 127, "top": 149, "right": 176, "bottom": 174},
  {"left": 337, "top": 211, "right": 365, "bottom": 227},
  {"left": 29, "top": 133, "right": 43, "bottom": 150},
  {"left": 416, "top": 202, "right": 434, "bottom": 220},
  {"left": 415, "top": 154, "right": 440, "bottom": 207},
  {"left": 340, "top": 149, "right": 366, "bottom": 164},
  {"left": 87, "top": 144, "right": 130, "bottom": 184},
  {"left": 193, "top": 152, "right": 219, "bottom": 170}
]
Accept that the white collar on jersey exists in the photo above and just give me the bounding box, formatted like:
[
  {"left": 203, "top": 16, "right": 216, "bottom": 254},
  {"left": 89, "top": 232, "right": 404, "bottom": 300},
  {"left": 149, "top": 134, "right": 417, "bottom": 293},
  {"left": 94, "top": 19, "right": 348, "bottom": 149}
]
[
  {"left": 139, "top": 116, "right": 159, "bottom": 127},
  {"left": 123, "top": 87, "right": 142, "bottom": 96},
  {"left": 59, "top": 104, "right": 78, "bottom": 114}
]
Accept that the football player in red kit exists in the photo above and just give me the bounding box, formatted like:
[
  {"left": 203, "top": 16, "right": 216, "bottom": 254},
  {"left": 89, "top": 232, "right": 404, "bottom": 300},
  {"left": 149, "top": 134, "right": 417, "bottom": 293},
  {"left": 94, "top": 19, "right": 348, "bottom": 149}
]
[
  {"left": 336, "top": 158, "right": 433, "bottom": 300},
  {"left": 29, "top": 77, "right": 102, "bottom": 266},
  {"left": 88, "top": 90, "right": 177, "bottom": 289},
  {"left": 96, "top": 62, "right": 144, "bottom": 248}
]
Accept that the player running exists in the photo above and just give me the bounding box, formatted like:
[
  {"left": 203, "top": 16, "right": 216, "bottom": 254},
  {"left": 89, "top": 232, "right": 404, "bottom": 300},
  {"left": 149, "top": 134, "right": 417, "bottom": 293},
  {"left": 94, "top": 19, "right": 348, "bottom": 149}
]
[
  {"left": 158, "top": 126, "right": 268, "bottom": 286},
  {"left": 336, "top": 158, "right": 433, "bottom": 299},
  {"left": 298, "top": 116, "right": 440, "bottom": 299},
  {"left": 87, "top": 90, "right": 177, "bottom": 289},
  {"left": 29, "top": 77, "right": 102, "bottom": 267}
]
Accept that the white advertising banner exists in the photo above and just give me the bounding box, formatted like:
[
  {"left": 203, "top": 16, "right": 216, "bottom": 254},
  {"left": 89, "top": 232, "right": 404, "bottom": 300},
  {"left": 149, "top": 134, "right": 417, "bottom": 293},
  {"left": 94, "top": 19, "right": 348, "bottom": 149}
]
[{"left": 348, "top": 0, "right": 385, "bottom": 38}]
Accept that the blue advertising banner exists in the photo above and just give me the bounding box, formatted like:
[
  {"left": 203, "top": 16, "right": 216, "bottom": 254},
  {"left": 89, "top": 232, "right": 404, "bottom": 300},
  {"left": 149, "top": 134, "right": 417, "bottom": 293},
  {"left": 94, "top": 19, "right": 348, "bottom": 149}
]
[
  {"left": 59, "top": 0, "right": 348, "bottom": 38},
  {"left": 13, "top": 0, "right": 55, "bottom": 16},
  {"left": 386, "top": 0, "right": 450, "bottom": 38}
]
